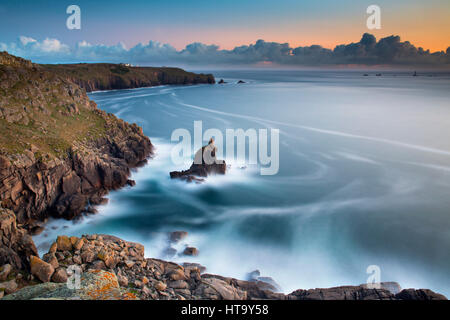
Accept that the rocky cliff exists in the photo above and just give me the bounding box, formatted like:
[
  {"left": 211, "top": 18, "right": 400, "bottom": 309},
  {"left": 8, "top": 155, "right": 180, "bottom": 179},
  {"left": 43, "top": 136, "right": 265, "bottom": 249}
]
[
  {"left": 43, "top": 63, "right": 215, "bottom": 92},
  {"left": 0, "top": 52, "right": 153, "bottom": 229}
]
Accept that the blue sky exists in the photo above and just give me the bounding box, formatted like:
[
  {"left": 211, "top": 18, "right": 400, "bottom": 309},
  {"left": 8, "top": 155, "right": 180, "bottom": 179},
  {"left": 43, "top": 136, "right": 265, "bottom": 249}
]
[
  {"left": 0, "top": 0, "right": 448, "bottom": 66},
  {"left": 1, "top": 0, "right": 448, "bottom": 50}
]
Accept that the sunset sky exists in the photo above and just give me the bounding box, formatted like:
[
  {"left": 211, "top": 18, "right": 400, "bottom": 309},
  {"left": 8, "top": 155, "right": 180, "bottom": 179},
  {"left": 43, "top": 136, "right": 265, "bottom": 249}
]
[{"left": 0, "top": 0, "right": 449, "bottom": 52}]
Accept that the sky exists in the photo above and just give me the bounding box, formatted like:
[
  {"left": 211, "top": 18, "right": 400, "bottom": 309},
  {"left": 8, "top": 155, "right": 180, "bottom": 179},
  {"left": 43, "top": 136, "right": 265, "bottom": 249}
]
[{"left": 0, "top": 0, "right": 449, "bottom": 67}]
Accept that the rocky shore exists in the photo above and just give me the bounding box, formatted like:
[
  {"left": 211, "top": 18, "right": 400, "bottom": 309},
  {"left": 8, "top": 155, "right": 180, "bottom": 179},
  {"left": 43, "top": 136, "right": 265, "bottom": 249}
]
[{"left": 0, "top": 220, "right": 446, "bottom": 300}]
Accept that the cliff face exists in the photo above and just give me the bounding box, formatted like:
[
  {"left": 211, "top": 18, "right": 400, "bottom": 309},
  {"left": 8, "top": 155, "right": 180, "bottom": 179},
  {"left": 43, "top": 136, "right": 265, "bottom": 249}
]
[
  {"left": 0, "top": 52, "right": 153, "bottom": 227},
  {"left": 43, "top": 63, "right": 215, "bottom": 92}
]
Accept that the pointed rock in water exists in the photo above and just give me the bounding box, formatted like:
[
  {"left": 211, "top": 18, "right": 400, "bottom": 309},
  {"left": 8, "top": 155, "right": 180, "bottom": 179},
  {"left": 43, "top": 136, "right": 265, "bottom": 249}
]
[{"left": 170, "top": 138, "right": 226, "bottom": 182}]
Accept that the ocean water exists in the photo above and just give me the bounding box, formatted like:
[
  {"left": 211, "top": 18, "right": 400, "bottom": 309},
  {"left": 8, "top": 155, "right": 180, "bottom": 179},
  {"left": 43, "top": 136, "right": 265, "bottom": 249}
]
[{"left": 34, "top": 70, "right": 450, "bottom": 296}]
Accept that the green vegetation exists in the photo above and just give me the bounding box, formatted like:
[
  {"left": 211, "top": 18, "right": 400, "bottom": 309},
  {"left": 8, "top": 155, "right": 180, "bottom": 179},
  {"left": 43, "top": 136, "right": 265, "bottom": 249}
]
[{"left": 0, "top": 52, "right": 111, "bottom": 159}]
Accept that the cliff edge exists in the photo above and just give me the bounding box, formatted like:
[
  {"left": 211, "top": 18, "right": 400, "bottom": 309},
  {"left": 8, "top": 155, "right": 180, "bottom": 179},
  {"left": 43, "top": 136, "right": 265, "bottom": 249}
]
[{"left": 0, "top": 52, "right": 153, "bottom": 229}]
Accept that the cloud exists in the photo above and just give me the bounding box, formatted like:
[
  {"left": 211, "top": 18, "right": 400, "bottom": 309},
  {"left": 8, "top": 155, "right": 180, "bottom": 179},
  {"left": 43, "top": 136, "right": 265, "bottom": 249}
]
[{"left": 1, "top": 33, "right": 449, "bottom": 67}]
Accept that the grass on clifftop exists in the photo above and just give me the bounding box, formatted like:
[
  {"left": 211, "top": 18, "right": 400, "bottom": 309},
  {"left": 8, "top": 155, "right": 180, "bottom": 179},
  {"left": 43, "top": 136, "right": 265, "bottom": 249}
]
[
  {"left": 0, "top": 105, "right": 107, "bottom": 158},
  {"left": 0, "top": 52, "right": 110, "bottom": 159}
]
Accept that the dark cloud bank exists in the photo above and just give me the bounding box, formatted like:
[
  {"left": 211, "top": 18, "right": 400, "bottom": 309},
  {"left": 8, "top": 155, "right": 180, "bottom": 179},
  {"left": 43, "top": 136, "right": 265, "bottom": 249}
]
[{"left": 2, "top": 33, "right": 449, "bottom": 68}]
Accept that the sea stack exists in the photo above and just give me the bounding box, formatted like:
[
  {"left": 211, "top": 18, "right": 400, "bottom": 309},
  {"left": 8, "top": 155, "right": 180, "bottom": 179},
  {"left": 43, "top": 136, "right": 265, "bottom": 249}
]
[{"left": 170, "top": 138, "right": 226, "bottom": 182}]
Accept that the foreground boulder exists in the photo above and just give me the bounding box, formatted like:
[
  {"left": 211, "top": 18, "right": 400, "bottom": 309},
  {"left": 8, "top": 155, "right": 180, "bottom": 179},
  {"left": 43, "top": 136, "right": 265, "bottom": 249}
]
[
  {"left": 170, "top": 138, "right": 226, "bottom": 182},
  {"left": 30, "top": 256, "right": 54, "bottom": 283}
]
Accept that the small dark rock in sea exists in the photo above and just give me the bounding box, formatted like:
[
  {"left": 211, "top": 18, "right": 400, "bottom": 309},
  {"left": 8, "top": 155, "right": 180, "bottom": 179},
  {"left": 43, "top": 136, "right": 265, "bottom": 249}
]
[
  {"left": 237, "top": 80, "right": 246, "bottom": 84},
  {"left": 183, "top": 247, "right": 199, "bottom": 256},
  {"left": 218, "top": 79, "right": 227, "bottom": 84},
  {"left": 363, "top": 74, "right": 369, "bottom": 76},
  {"left": 169, "top": 231, "right": 188, "bottom": 243},
  {"left": 376, "top": 73, "right": 382, "bottom": 76},
  {"left": 126, "top": 179, "right": 136, "bottom": 187}
]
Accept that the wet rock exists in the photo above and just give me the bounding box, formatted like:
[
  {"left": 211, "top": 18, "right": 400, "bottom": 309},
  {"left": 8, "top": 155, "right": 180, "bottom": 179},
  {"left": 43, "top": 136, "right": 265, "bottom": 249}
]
[
  {"left": 182, "top": 247, "right": 199, "bottom": 256},
  {"left": 237, "top": 80, "right": 246, "bottom": 84}
]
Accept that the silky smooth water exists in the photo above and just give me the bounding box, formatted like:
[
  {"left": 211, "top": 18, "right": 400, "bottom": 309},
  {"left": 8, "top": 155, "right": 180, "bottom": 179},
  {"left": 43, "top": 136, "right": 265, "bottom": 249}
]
[{"left": 34, "top": 70, "right": 450, "bottom": 296}]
